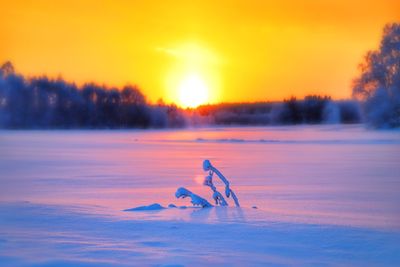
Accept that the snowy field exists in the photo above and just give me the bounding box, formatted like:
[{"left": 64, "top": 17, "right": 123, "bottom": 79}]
[{"left": 0, "top": 125, "right": 400, "bottom": 266}]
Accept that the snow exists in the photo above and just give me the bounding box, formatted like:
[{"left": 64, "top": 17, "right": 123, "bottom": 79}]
[
  {"left": 124, "top": 203, "right": 166, "bottom": 211},
  {"left": 175, "top": 187, "right": 213, "bottom": 207},
  {"left": 0, "top": 125, "right": 399, "bottom": 265},
  {"left": 1, "top": 202, "right": 399, "bottom": 266}
]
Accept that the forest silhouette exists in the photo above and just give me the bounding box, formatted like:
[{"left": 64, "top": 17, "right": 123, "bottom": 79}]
[{"left": 0, "top": 61, "right": 361, "bottom": 129}]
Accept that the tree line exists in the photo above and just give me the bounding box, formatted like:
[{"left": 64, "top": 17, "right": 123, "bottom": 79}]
[
  {"left": 0, "top": 62, "right": 185, "bottom": 129},
  {"left": 196, "top": 97, "right": 361, "bottom": 126},
  {"left": 0, "top": 62, "right": 361, "bottom": 129},
  {"left": 0, "top": 61, "right": 363, "bottom": 129}
]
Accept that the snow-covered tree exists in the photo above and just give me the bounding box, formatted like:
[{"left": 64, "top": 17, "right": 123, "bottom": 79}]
[{"left": 353, "top": 23, "right": 400, "bottom": 128}]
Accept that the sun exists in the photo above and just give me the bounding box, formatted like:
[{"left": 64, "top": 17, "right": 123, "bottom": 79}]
[
  {"left": 178, "top": 73, "right": 209, "bottom": 108},
  {"left": 161, "top": 42, "right": 221, "bottom": 107}
]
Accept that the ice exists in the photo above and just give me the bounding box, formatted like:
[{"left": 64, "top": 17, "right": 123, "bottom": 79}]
[{"left": 0, "top": 125, "right": 400, "bottom": 265}]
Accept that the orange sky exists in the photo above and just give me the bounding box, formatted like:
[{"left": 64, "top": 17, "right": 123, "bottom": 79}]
[{"left": 1, "top": 0, "right": 399, "bottom": 106}]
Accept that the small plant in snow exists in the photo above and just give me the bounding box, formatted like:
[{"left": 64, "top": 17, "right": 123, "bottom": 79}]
[{"left": 176, "top": 160, "right": 240, "bottom": 207}]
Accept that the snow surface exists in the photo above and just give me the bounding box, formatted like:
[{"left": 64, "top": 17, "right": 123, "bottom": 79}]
[
  {"left": 0, "top": 125, "right": 400, "bottom": 266},
  {"left": 124, "top": 203, "right": 166, "bottom": 211},
  {"left": 1, "top": 202, "right": 399, "bottom": 266}
]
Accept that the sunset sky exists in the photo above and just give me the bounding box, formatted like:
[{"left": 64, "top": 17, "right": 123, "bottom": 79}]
[{"left": 1, "top": 0, "right": 399, "bottom": 107}]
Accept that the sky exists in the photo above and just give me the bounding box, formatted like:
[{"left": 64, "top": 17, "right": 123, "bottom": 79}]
[{"left": 1, "top": 0, "right": 399, "bottom": 107}]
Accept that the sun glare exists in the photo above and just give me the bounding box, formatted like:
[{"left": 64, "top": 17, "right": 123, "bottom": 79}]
[
  {"left": 163, "top": 42, "right": 221, "bottom": 107},
  {"left": 178, "top": 74, "right": 209, "bottom": 108}
]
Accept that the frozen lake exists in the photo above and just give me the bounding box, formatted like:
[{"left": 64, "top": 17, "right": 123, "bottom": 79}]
[{"left": 1, "top": 125, "right": 400, "bottom": 266}]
